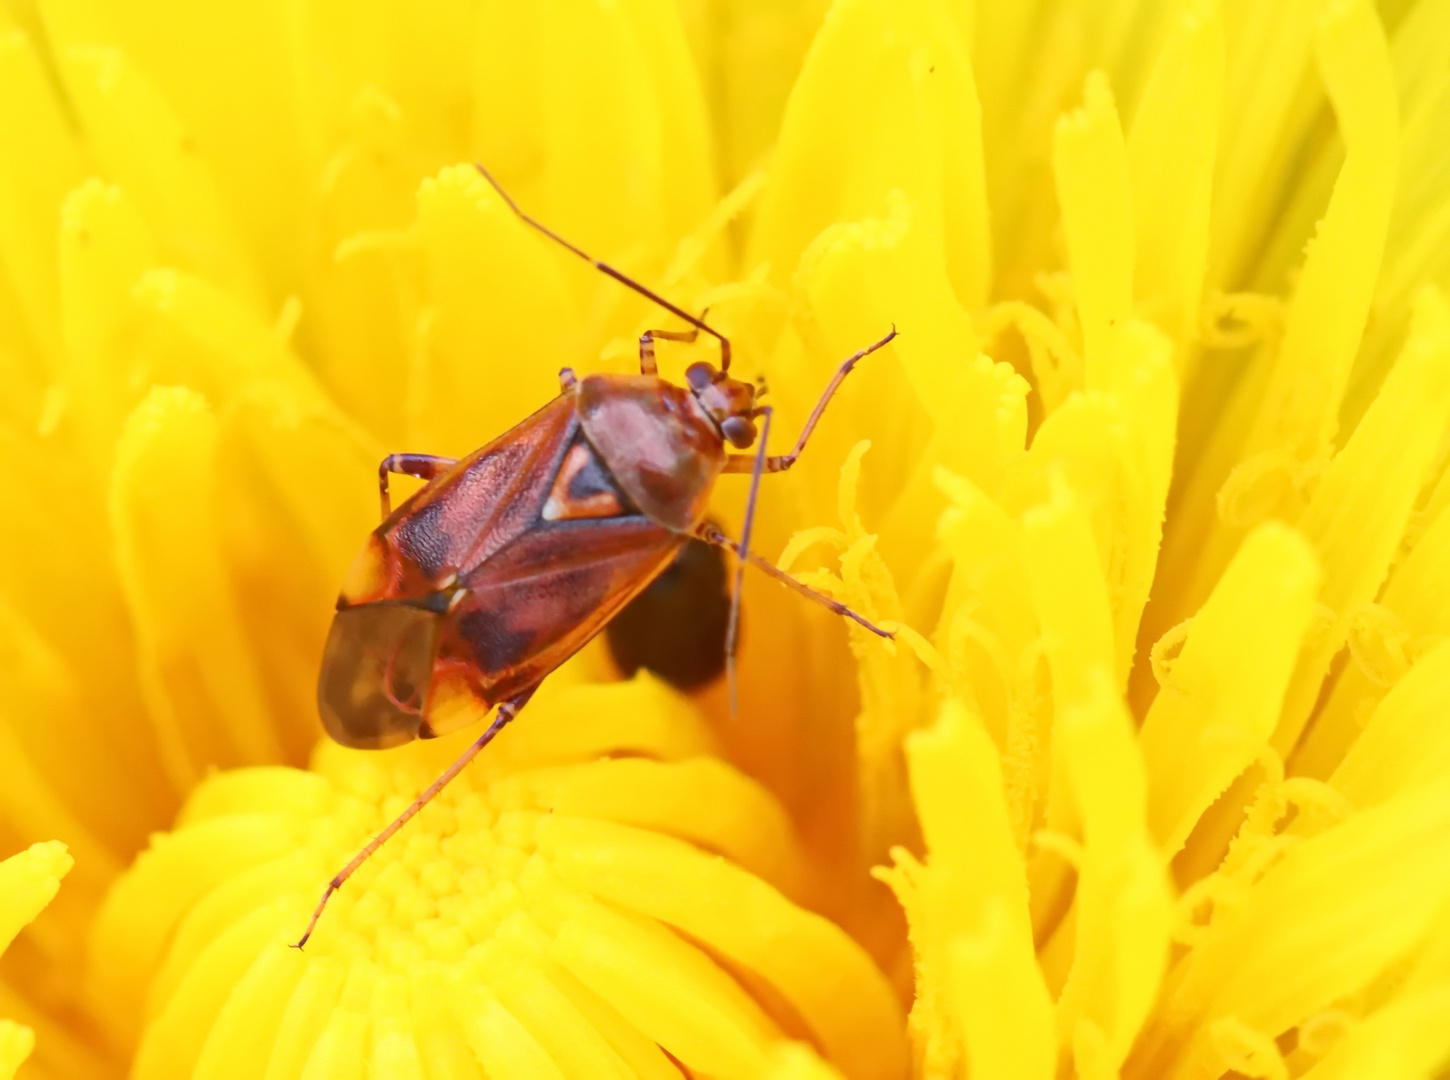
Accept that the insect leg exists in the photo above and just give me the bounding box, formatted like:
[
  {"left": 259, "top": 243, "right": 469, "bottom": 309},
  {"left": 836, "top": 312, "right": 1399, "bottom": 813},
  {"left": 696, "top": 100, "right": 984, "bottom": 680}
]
[
  {"left": 639, "top": 325, "right": 698, "bottom": 376},
  {"left": 291, "top": 688, "right": 536, "bottom": 950},
  {"left": 639, "top": 307, "right": 710, "bottom": 376},
  {"left": 379, "top": 453, "right": 457, "bottom": 519},
  {"left": 472, "top": 162, "right": 734, "bottom": 372},
  {"left": 721, "top": 327, "right": 897, "bottom": 474},
  {"left": 695, "top": 522, "right": 895, "bottom": 640}
]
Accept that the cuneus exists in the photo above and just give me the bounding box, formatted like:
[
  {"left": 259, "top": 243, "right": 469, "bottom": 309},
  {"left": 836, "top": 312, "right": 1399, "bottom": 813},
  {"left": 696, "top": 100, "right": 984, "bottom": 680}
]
[{"left": 296, "top": 162, "right": 896, "bottom": 948}]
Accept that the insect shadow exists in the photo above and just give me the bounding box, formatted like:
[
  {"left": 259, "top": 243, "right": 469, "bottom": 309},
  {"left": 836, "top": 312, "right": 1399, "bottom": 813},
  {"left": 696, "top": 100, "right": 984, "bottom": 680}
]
[
  {"left": 605, "top": 526, "right": 732, "bottom": 691},
  {"left": 295, "top": 162, "right": 897, "bottom": 948}
]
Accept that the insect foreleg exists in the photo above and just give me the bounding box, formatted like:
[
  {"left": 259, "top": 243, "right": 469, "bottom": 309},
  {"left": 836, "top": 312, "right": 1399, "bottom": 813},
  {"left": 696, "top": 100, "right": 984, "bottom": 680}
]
[
  {"left": 721, "top": 326, "right": 898, "bottom": 475},
  {"left": 695, "top": 523, "right": 894, "bottom": 636},
  {"left": 291, "top": 688, "right": 536, "bottom": 950},
  {"left": 638, "top": 307, "right": 711, "bottom": 376},
  {"left": 379, "top": 453, "right": 458, "bottom": 519},
  {"left": 639, "top": 325, "right": 698, "bottom": 376}
]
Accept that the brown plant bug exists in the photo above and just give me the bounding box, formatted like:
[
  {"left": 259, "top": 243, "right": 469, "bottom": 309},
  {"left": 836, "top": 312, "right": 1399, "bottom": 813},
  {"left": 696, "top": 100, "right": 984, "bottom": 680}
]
[{"left": 293, "top": 162, "right": 896, "bottom": 948}]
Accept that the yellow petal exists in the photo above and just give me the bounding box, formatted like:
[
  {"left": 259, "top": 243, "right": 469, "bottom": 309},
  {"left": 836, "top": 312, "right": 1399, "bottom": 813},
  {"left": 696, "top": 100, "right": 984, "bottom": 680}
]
[
  {"left": 0, "top": 1021, "right": 34, "bottom": 1080},
  {"left": 1103, "top": 319, "right": 1178, "bottom": 533},
  {"left": 546, "top": 891, "right": 774, "bottom": 1077},
  {"left": 109, "top": 386, "right": 285, "bottom": 789},
  {"left": 0, "top": 604, "right": 133, "bottom": 880},
  {"left": 1207, "top": 0, "right": 1319, "bottom": 288},
  {"left": 462, "top": 913, "right": 638, "bottom": 1080},
  {"left": 905, "top": 701, "right": 1035, "bottom": 965},
  {"left": 753, "top": 0, "right": 991, "bottom": 313},
  {"left": 191, "top": 938, "right": 309, "bottom": 1080},
  {"left": 1350, "top": 0, "right": 1450, "bottom": 419},
  {"left": 1238, "top": 0, "right": 1399, "bottom": 468},
  {"left": 1015, "top": 396, "right": 1139, "bottom": 681},
  {"left": 0, "top": 841, "right": 73, "bottom": 954},
  {"left": 399, "top": 974, "right": 487, "bottom": 1080},
  {"left": 0, "top": 25, "right": 86, "bottom": 356},
  {"left": 794, "top": 190, "right": 978, "bottom": 451},
  {"left": 258, "top": 955, "right": 347, "bottom": 1080},
  {"left": 1068, "top": 319, "right": 1179, "bottom": 685},
  {"left": 40, "top": 0, "right": 309, "bottom": 293},
  {"left": 539, "top": 814, "right": 907, "bottom": 1079},
  {"left": 1052, "top": 671, "right": 1171, "bottom": 1072},
  {"left": 0, "top": 842, "right": 72, "bottom": 1080},
  {"left": 1140, "top": 522, "right": 1320, "bottom": 855},
  {"left": 292, "top": 962, "right": 371, "bottom": 1080},
  {"left": 212, "top": 380, "right": 379, "bottom": 759},
  {"left": 934, "top": 468, "right": 1036, "bottom": 767},
  {"left": 970, "top": 0, "right": 1060, "bottom": 297},
  {"left": 471, "top": 0, "right": 715, "bottom": 262},
  {"left": 780, "top": 189, "right": 979, "bottom": 575},
  {"left": 88, "top": 675, "right": 855, "bottom": 1078},
  {"left": 1021, "top": 468, "right": 1115, "bottom": 707},
  {"left": 1275, "top": 286, "right": 1450, "bottom": 753},
  {"left": 87, "top": 810, "right": 306, "bottom": 1048},
  {"left": 131, "top": 898, "right": 298, "bottom": 1080},
  {"left": 458, "top": 674, "right": 718, "bottom": 775},
  {"left": 1296, "top": 985, "right": 1450, "bottom": 1080},
  {"left": 1127, "top": 0, "right": 1224, "bottom": 346},
  {"left": 130, "top": 268, "right": 323, "bottom": 405},
  {"left": 681, "top": 4, "right": 827, "bottom": 188},
  {"left": 487, "top": 756, "right": 808, "bottom": 900},
  {"left": 763, "top": 1041, "right": 848, "bottom": 1080},
  {"left": 176, "top": 767, "right": 332, "bottom": 828},
  {"left": 366, "top": 973, "right": 429, "bottom": 1080},
  {"left": 900, "top": 698, "right": 1054, "bottom": 1080},
  {"left": 948, "top": 902, "right": 1056, "bottom": 1080},
  {"left": 1052, "top": 70, "right": 1133, "bottom": 391},
  {"left": 0, "top": 27, "right": 85, "bottom": 362},
  {"left": 1299, "top": 471, "right": 1450, "bottom": 778},
  {"left": 1018, "top": 466, "right": 1120, "bottom": 935},
  {"left": 410, "top": 163, "right": 577, "bottom": 457},
  {"left": 1330, "top": 638, "right": 1450, "bottom": 808},
  {"left": 448, "top": 977, "right": 563, "bottom": 1080},
  {"left": 1165, "top": 775, "right": 1450, "bottom": 1077},
  {"left": 1161, "top": 0, "right": 1402, "bottom": 638},
  {"left": 56, "top": 44, "right": 264, "bottom": 308},
  {"left": 58, "top": 178, "right": 159, "bottom": 481}
]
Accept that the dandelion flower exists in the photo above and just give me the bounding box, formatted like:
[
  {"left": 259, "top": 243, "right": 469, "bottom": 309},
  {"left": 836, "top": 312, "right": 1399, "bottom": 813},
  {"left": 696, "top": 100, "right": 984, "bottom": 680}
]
[{"left": 4, "top": 0, "right": 1450, "bottom": 1078}]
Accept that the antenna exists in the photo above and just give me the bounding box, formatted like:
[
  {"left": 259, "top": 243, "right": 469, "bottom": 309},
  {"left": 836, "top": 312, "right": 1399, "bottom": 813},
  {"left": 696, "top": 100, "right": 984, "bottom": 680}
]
[{"left": 472, "top": 163, "right": 732, "bottom": 372}]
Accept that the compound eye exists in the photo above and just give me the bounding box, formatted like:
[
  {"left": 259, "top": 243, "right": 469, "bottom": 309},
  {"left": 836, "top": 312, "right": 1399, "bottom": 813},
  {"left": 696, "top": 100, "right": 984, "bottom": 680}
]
[
  {"left": 721, "top": 415, "right": 756, "bottom": 449},
  {"left": 685, "top": 362, "right": 716, "bottom": 392}
]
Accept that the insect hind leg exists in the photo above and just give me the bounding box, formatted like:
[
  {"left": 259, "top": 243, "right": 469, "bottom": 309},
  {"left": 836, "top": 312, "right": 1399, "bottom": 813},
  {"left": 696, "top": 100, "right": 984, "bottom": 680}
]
[
  {"left": 379, "top": 453, "right": 457, "bottom": 519},
  {"left": 291, "top": 688, "right": 536, "bottom": 950},
  {"left": 695, "top": 522, "right": 894, "bottom": 638}
]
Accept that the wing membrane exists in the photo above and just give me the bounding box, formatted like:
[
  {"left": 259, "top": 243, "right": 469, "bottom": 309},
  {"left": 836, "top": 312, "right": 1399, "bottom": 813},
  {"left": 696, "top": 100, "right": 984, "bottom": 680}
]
[{"left": 317, "top": 602, "right": 441, "bottom": 748}]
